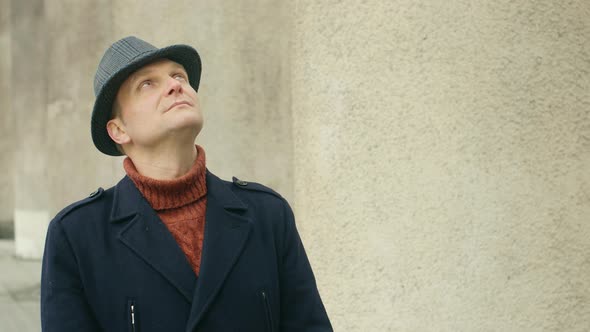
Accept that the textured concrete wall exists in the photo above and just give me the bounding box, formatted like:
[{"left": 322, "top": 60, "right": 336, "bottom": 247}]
[
  {"left": 11, "top": 0, "right": 51, "bottom": 258},
  {"left": 111, "top": 0, "right": 293, "bottom": 200},
  {"left": 292, "top": 1, "right": 590, "bottom": 331},
  {"left": 0, "top": 0, "right": 13, "bottom": 232}
]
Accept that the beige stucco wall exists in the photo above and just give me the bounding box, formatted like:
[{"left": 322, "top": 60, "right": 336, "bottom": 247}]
[{"left": 292, "top": 1, "right": 590, "bottom": 331}]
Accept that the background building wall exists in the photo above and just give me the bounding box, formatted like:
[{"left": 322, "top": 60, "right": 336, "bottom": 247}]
[
  {"left": 291, "top": 1, "right": 590, "bottom": 331},
  {"left": 0, "top": 0, "right": 13, "bottom": 236},
  {"left": 11, "top": 0, "right": 51, "bottom": 258},
  {"left": 44, "top": 0, "right": 122, "bottom": 218}
]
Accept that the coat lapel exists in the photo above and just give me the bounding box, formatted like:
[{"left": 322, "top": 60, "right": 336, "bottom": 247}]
[
  {"left": 111, "top": 176, "right": 197, "bottom": 303},
  {"left": 185, "top": 171, "right": 252, "bottom": 331}
]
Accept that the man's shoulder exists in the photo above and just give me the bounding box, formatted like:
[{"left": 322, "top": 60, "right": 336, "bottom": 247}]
[
  {"left": 52, "top": 186, "right": 114, "bottom": 225},
  {"left": 208, "top": 172, "right": 288, "bottom": 208},
  {"left": 229, "top": 176, "right": 284, "bottom": 200}
]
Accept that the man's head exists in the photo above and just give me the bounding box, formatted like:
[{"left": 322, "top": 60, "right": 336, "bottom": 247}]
[
  {"left": 106, "top": 59, "right": 202, "bottom": 156},
  {"left": 91, "top": 36, "right": 202, "bottom": 156}
]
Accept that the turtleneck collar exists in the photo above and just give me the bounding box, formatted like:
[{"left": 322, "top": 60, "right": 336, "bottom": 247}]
[{"left": 123, "top": 145, "right": 207, "bottom": 210}]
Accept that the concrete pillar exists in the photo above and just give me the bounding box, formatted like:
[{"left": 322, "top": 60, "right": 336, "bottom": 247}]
[
  {"left": 12, "top": 0, "right": 124, "bottom": 258},
  {"left": 44, "top": 0, "right": 123, "bottom": 219},
  {"left": 292, "top": 1, "right": 590, "bottom": 330},
  {"left": 111, "top": 0, "right": 293, "bottom": 200},
  {"left": 11, "top": 0, "right": 49, "bottom": 258},
  {"left": 0, "top": 0, "right": 13, "bottom": 238}
]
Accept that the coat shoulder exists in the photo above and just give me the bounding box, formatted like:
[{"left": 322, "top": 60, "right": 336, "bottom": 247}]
[
  {"left": 53, "top": 187, "right": 106, "bottom": 222},
  {"left": 230, "top": 176, "right": 284, "bottom": 201}
]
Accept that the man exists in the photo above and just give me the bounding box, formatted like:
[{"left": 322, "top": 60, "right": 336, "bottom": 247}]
[{"left": 41, "top": 36, "right": 332, "bottom": 332}]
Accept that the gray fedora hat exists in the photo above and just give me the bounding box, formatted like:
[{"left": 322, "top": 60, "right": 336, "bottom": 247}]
[{"left": 91, "top": 36, "right": 202, "bottom": 156}]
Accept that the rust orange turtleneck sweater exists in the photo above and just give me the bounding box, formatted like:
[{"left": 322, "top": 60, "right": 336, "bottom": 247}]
[{"left": 123, "top": 145, "right": 207, "bottom": 276}]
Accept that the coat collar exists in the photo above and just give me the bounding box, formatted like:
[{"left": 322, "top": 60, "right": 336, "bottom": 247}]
[
  {"left": 110, "top": 171, "right": 252, "bottom": 325},
  {"left": 110, "top": 170, "right": 248, "bottom": 221}
]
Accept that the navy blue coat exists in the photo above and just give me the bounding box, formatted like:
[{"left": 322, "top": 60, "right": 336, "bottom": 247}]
[{"left": 41, "top": 171, "right": 332, "bottom": 331}]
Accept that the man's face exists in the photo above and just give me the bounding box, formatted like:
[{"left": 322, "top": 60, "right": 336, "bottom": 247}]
[{"left": 108, "top": 59, "right": 203, "bottom": 150}]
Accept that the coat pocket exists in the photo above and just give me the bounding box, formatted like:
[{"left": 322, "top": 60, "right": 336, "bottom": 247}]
[
  {"left": 261, "top": 290, "right": 275, "bottom": 332},
  {"left": 127, "top": 299, "right": 138, "bottom": 332}
]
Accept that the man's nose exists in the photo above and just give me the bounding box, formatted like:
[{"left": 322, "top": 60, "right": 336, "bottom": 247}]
[{"left": 166, "top": 77, "right": 183, "bottom": 95}]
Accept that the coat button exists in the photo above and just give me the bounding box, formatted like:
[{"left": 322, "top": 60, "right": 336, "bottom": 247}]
[
  {"left": 89, "top": 189, "right": 100, "bottom": 197},
  {"left": 235, "top": 179, "right": 248, "bottom": 186}
]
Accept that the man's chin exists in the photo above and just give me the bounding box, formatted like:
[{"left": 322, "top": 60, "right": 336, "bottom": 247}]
[{"left": 166, "top": 121, "right": 203, "bottom": 138}]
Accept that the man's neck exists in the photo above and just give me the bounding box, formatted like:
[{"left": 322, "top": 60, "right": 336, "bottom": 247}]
[{"left": 126, "top": 143, "right": 198, "bottom": 180}]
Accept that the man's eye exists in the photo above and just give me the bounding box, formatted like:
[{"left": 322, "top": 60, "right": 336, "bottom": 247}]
[
  {"left": 174, "top": 74, "right": 187, "bottom": 81},
  {"left": 139, "top": 81, "right": 151, "bottom": 89}
]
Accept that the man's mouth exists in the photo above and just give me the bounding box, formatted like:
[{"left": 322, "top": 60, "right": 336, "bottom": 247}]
[{"left": 166, "top": 101, "right": 192, "bottom": 112}]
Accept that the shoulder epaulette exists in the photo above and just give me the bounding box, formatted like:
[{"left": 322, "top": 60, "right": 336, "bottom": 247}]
[
  {"left": 231, "top": 177, "right": 283, "bottom": 200},
  {"left": 54, "top": 187, "right": 105, "bottom": 221}
]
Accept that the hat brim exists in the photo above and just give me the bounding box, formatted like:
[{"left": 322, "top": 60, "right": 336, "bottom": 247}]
[{"left": 91, "top": 44, "right": 202, "bottom": 156}]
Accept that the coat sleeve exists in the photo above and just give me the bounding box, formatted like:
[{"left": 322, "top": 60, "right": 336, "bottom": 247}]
[
  {"left": 278, "top": 200, "right": 333, "bottom": 332},
  {"left": 41, "top": 218, "right": 101, "bottom": 331}
]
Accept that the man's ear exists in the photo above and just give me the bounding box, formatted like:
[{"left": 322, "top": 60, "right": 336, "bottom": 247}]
[{"left": 106, "top": 118, "right": 131, "bottom": 145}]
